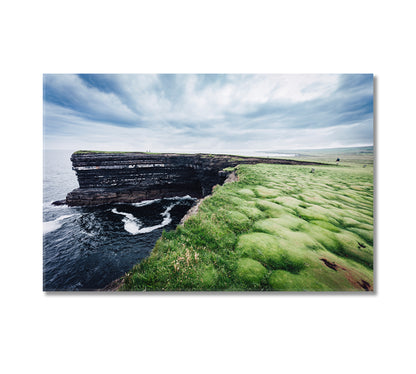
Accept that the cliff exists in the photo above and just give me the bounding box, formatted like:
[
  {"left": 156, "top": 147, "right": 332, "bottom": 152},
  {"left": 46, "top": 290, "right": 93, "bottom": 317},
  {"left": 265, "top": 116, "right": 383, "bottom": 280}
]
[{"left": 65, "top": 151, "right": 325, "bottom": 206}]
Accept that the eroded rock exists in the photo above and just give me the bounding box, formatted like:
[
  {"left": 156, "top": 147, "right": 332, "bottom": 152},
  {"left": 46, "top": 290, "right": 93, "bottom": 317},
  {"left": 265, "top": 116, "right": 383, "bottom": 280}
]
[{"left": 66, "top": 152, "right": 325, "bottom": 206}]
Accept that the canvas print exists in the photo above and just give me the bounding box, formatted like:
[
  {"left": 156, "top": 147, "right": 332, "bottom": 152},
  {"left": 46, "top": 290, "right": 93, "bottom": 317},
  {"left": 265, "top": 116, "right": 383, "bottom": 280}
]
[{"left": 43, "top": 74, "right": 374, "bottom": 292}]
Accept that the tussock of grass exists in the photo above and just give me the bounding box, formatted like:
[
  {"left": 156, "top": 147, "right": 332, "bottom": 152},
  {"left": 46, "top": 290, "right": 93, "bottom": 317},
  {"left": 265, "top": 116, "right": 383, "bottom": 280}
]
[
  {"left": 120, "top": 161, "right": 373, "bottom": 291},
  {"left": 269, "top": 270, "right": 330, "bottom": 291},
  {"left": 254, "top": 200, "right": 287, "bottom": 217},
  {"left": 295, "top": 206, "right": 329, "bottom": 222},
  {"left": 221, "top": 210, "right": 251, "bottom": 233},
  {"left": 273, "top": 196, "right": 303, "bottom": 209},
  {"left": 235, "top": 232, "right": 306, "bottom": 273},
  {"left": 348, "top": 228, "right": 374, "bottom": 246},
  {"left": 332, "top": 232, "right": 373, "bottom": 268},
  {"left": 253, "top": 219, "right": 322, "bottom": 252},
  {"left": 200, "top": 265, "right": 219, "bottom": 288},
  {"left": 306, "top": 226, "right": 339, "bottom": 250},
  {"left": 237, "top": 188, "right": 256, "bottom": 197},
  {"left": 235, "top": 258, "right": 267, "bottom": 287},
  {"left": 236, "top": 204, "right": 265, "bottom": 220},
  {"left": 338, "top": 217, "right": 362, "bottom": 227},
  {"left": 309, "top": 220, "right": 341, "bottom": 233},
  {"left": 254, "top": 186, "right": 280, "bottom": 198}
]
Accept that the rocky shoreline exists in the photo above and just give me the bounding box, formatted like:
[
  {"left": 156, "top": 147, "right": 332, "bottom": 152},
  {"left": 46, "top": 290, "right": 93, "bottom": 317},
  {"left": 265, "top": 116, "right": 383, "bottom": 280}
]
[
  {"left": 64, "top": 151, "right": 325, "bottom": 207},
  {"left": 63, "top": 151, "right": 327, "bottom": 291},
  {"left": 99, "top": 170, "right": 239, "bottom": 291}
]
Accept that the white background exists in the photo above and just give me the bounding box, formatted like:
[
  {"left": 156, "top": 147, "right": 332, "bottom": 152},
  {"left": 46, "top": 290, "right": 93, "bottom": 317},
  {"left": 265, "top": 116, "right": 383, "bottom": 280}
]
[{"left": 1, "top": 1, "right": 415, "bottom": 373}]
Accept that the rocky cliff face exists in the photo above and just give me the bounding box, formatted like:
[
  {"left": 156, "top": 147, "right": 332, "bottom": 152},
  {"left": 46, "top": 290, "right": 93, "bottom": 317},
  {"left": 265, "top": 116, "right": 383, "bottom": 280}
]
[{"left": 65, "top": 152, "right": 323, "bottom": 206}]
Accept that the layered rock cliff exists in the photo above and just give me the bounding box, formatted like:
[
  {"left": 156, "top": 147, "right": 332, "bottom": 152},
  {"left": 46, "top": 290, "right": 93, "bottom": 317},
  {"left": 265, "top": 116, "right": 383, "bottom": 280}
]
[{"left": 65, "top": 151, "right": 324, "bottom": 206}]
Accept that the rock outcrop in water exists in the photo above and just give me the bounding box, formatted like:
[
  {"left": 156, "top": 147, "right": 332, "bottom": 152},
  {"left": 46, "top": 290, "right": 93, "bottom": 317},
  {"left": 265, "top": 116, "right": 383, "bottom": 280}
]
[{"left": 65, "top": 151, "right": 325, "bottom": 206}]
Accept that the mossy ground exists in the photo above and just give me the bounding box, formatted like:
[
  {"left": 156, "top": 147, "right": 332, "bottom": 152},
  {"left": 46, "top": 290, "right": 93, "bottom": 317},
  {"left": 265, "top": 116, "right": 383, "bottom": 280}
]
[{"left": 120, "top": 161, "right": 373, "bottom": 291}]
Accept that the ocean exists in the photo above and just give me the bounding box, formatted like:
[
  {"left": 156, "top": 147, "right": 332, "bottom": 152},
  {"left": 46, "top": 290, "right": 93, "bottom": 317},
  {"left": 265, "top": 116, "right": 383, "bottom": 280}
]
[{"left": 43, "top": 150, "right": 196, "bottom": 291}]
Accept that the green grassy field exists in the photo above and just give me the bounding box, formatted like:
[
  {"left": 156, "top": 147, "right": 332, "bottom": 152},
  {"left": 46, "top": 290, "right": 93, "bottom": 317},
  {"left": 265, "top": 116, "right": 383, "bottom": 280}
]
[
  {"left": 120, "top": 158, "right": 373, "bottom": 291},
  {"left": 265, "top": 146, "right": 374, "bottom": 165}
]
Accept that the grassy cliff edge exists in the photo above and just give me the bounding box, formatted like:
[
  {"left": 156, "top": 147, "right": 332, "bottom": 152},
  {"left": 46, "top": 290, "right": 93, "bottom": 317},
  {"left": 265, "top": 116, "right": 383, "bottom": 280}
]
[{"left": 120, "top": 162, "right": 373, "bottom": 291}]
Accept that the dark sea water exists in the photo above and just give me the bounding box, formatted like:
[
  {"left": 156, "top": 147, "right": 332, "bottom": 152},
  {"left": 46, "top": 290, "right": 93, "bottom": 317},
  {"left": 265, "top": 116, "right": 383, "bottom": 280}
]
[{"left": 43, "top": 150, "right": 196, "bottom": 291}]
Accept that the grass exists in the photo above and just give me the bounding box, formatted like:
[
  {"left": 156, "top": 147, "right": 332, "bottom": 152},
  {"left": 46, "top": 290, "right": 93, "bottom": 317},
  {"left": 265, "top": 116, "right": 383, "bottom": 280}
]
[
  {"left": 263, "top": 146, "right": 374, "bottom": 165},
  {"left": 120, "top": 160, "right": 374, "bottom": 291},
  {"left": 73, "top": 150, "right": 132, "bottom": 154}
]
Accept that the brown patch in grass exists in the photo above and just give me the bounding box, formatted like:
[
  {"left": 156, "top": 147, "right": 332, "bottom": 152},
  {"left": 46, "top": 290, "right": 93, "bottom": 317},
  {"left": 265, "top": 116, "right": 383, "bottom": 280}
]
[
  {"left": 320, "top": 258, "right": 373, "bottom": 291},
  {"left": 341, "top": 267, "right": 373, "bottom": 291},
  {"left": 359, "top": 279, "right": 372, "bottom": 291},
  {"left": 320, "top": 258, "right": 339, "bottom": 271}
]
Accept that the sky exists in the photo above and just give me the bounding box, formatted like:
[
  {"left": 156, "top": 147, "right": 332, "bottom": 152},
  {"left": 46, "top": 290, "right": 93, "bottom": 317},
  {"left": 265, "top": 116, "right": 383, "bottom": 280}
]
[{"left": 43, "top": 74, "right": 373, "bottom": 154}]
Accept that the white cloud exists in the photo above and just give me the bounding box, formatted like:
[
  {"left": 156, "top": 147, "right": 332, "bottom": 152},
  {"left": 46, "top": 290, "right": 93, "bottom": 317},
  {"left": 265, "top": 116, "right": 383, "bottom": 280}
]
[
  {"left": 44, "top": 75, "right": 139, "bottom": 123},
  {"left": 82, "top": 74, "right": 341, "bottom": 124},
  {"left": 44, "top": 74, "right": 372, "bottom": 152}
]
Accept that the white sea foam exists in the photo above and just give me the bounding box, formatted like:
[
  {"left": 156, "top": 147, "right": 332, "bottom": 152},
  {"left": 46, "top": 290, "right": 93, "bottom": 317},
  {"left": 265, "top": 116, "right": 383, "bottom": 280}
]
[
  {"left": 111, "top": 208, "right": 143, "bottom": 235},
  {"left": 165, "top": 195, "right": 194, "bottom": 201},
  {"left": 132, "top": 198, "right": 161, "bottom": 207},
  {"left": 124, "top": 220, "right": 141, "bottom": 235},
  {"left": 43, "top": 214, "right": 76, "bottom": 235},
  {"left": 112, "top": 201, "right": 181, "bottom": 235},
  {"left": 132, "top": 195, "right": 194, "bottom": 207},
  {"left": 136, "top": 202, "right": 177, "bottom": 233}
]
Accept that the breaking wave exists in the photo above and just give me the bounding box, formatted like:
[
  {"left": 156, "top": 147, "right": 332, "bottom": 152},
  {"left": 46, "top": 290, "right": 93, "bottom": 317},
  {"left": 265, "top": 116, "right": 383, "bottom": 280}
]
[
  {"left": 131, "top": 195, "right": 193, "bottom": 207},
  {"left": 112, "top": 197, "right": 194, "bottom": 235},
  {"left": 135, "top": 202, "right": 176, "bottom": 233},
  {"left": 132, "top": 198, "right": 161, "bottom": 207},
  {"left": 43, "top": 214, "right": 76, "bottom": 235},
  {"left": 165, "top": 195, "right": 193, "bottom": 201},
  {"left": 111, "top": 209, "right": 143, "bottom": 235}
]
